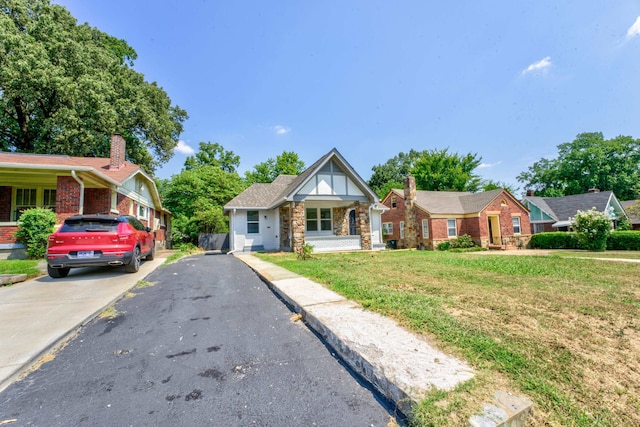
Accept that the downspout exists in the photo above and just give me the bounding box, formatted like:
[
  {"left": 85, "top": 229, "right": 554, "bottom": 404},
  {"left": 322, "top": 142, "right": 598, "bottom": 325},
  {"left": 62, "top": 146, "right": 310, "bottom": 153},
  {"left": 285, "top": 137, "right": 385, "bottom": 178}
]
[{"left": 71, "top": 170, "right": 84, "bottom": 215}]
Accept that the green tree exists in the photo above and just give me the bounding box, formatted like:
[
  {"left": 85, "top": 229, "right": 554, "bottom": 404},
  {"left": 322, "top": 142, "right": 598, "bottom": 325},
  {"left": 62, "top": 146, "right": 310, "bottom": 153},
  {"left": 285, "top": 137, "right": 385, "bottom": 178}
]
[
  {"left": 0, "top": 0, "right": 187, "bottom": 173},
  {"left": 517, "top": 132, "right": 640, "bottom": 200},
  {"left": 411, "top": 148, "right": 482, "bottom": 192},
  {"left": 368, "top": 150, "right": 422, "bottom": 197},
  {"left": 245, "top": 151, "right": 306, "bottom": 184},
  {"left": 160, "top": 165, "right": 246, "bottom": 243},
  {"left": 184, "top": 142, "right": 240, "bottom": 173},
  {"left": 481, "top": 179, "right": 519, "bottom": 194}
]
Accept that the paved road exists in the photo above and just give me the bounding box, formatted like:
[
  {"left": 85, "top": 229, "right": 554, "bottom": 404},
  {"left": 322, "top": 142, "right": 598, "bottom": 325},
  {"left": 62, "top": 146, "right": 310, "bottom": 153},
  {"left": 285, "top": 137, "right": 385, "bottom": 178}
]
[{"left": 0, "top": 253, "right": 398, "bottom": 426}]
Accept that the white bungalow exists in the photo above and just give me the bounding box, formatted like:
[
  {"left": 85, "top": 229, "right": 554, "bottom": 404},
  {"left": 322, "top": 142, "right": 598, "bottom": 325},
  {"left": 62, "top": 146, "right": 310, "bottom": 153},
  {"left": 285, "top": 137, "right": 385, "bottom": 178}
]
[{"left": 224, "top": 148, "right": 387, "bottom": 253}]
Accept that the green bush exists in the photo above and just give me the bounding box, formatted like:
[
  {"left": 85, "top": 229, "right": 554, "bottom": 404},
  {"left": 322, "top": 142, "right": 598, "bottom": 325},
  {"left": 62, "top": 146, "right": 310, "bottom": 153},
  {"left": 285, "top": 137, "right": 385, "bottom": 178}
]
[
  {"left": 573, "top": 208, "right": 612, "bottom": 251},
  {"left": 449, "top": 234, "right": 476, "bottom": 249},
  {"left": 529, "top": 232, "right": 580, "bottom": 249},
  {"left": 606, "top": 231, "right": 640, "bottom": 251},
  {"left": 436, "top": 241, "right": 451, "bottom": 251},
  {"left": 297, "top": 243, "right": 314, "bottom": 260},
  {"left": 14, "top": 208, "right": 57, "bottom": 259}
]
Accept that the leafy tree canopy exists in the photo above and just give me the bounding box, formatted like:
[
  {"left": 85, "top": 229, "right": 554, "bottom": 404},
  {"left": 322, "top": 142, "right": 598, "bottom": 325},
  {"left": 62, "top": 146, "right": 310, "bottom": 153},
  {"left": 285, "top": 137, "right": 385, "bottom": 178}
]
[
  {"left": 245, "top": 150, "right": 306, "bottom": 184},
  {"left": 369, "top": 148, "right": 482, "bottom": 197},
  {"left": 517, "top": 132, "right": 640, "bottom": 200},
  {"left": 0, "top": 0, "right": 187, "bottom": 174},
  {"left": 184, "top": 142, "right": 240, "bottom": 173},
  {"left": 411, "top": 148, "right": 482, "bottom": 192},
  {"left": 481, "top": 179, "right": 518, "bottom": 194}
]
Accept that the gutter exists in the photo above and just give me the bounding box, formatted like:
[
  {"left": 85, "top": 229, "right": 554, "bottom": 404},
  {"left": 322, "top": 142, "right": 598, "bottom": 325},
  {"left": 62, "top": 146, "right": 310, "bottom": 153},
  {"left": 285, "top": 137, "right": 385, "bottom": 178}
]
[{"left": 71, "top": 170, "right": 84, "bottom": 215}]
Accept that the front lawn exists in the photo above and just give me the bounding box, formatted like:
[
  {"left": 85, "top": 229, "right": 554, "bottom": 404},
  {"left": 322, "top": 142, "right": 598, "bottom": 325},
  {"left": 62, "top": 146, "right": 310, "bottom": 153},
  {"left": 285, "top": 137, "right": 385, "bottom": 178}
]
[
  {"left": 0, "top": 259, "right": 42, "bottom": 281},
  {"left": 257, "top": 250, "right": 640, "bottom": 426}
]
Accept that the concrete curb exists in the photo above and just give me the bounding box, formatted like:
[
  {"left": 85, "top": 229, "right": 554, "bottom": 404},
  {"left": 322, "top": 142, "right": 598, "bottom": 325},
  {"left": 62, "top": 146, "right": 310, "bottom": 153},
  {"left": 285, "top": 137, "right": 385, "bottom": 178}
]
[{"left": 235, "top": 253, "right": 534, "bottom": 426}]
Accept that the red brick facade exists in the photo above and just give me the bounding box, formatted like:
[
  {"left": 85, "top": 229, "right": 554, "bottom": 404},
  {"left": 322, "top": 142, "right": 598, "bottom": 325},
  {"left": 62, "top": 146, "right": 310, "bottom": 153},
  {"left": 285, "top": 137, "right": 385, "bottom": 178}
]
[
  {"left": 84, "top": 188, "right": 111, "bottom": 215},
  {"left": 381, "top": 184, "right": 531, "bottom": 250}
]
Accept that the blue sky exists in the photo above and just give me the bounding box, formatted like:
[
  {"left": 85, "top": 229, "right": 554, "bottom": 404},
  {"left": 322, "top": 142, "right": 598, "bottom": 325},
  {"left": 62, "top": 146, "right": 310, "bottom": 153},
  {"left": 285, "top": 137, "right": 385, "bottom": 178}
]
[{"left": 54, "top": 1, "right": 640, "bottom": 193}]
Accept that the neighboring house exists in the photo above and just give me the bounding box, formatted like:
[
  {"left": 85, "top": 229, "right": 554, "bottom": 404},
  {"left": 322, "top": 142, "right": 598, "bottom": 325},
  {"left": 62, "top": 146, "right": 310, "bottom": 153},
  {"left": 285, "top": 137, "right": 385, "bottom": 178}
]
[
  {"left": 0, "top": 134, "right": 171, "bottom": 258},
  {"left": 522, "top": 189, "right": 628, "bottom": 234},
  {"left": 224, "top": 148, "right": 388, "bottom": 253},
  {"left": 620, "top": 200, "right": 640, "bottom": 230},
  {"left": 381, "top": 176, "right": 531, "bottom": 250}
]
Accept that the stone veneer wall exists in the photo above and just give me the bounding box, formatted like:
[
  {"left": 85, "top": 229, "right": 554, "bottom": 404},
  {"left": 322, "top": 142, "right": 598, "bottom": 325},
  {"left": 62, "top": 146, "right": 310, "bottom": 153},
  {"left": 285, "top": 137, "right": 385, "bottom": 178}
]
[
  {"left": 403, "top": 176, "right": 418, "bottom": 249},
  {"left": 355, "top": 201, "right": 372, "bottom": 250},
  {"left": 291, "top": 202, "right": 305, "bottom": 253},
  {"left": 279, "top": 205, "right": 291, "bottom": 249},
  {"left": 333, "top": 207, "right": 349, "bottom": 236}
]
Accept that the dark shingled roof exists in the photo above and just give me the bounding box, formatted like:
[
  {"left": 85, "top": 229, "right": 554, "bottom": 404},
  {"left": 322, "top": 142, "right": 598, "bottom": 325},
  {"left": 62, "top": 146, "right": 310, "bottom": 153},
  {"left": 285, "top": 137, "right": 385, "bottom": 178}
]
[
  {"left": 621, "top": 200, "right": 640, "bottom": 225},
  {"left": 542, "top": 191, "right": 614, "bottom": 221},
  {"left": 390, "top": 188, "right": 507, "bottom": 214}
]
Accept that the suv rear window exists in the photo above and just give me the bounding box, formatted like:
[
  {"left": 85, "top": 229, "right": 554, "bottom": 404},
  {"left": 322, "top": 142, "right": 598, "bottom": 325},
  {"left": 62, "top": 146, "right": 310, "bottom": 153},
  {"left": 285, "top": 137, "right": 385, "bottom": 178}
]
[{"left": 59, "top": 218, "right": 120, "bottom": 233}]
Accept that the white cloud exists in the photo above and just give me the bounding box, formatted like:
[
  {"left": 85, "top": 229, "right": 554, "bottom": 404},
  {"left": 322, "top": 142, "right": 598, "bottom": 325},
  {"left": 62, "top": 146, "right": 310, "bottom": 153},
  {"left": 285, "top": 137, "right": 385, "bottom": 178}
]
[
  {"left": 175, "top": 140, "right": 195, "bottom": 155},
  {"left": 627, "top": 16, "right": 640, "bottom": 39},
  {"left": 273, "top": 125, "right": 290, "bottom": 135},
  {"left": 478, "top": 161, "right": 502, "bottom": 169},
  {"left": 521, "top": 56, "right": 552, "bottom": 75}
]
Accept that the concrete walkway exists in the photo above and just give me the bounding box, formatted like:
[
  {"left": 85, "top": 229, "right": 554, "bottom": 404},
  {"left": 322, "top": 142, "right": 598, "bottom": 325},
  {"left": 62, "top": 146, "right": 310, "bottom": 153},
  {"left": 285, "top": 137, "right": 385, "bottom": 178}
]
[
  {"left": 0, "top": 257, "right": 167, "bottom": 393},
  {"left": 234, "top": 253, "right": 533, "bottom": 425}
]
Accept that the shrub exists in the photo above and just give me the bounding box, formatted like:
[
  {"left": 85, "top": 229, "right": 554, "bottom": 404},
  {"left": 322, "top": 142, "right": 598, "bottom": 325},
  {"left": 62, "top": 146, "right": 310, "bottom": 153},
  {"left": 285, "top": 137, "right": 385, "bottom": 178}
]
[
  {"left": 449, "top": 234, "right": 476, "bottom": 249},
  {"left": 14, "top": 208, "right": 57, "bottom": 259},
  {"left": 606, "top": 231, "right": 640, "bottom": 251},
  {"left": 529, "top": 232, "right": 580, "bottom": 249},
  {"left": 616, "top": 218, "right": 633, "bottom": 231},
  {"left": 572, "top": 208, "right": 612, "bottom": 251},
  {"left": 436, "top": 241, "right": 451, "bottom": 251},
  {"left": 297, "top": 243, "right": 314, "bottom": 260}
]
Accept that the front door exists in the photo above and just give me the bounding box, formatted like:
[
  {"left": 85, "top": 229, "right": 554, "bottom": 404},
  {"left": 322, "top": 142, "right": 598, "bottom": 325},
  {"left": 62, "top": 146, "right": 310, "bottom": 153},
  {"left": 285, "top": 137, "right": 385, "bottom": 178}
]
[{"left": 488, "top": 216, "right": 501, "bottom": 245}]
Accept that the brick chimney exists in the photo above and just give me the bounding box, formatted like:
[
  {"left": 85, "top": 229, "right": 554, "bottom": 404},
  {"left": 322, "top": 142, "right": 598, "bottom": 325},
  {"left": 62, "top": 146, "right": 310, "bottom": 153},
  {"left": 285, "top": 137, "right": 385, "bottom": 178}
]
[
  {"left": 109, "top": 134, "right": 126, "bottom": 170},
  {"left": 403, "top": 175, "right": 418, "bottom": 249},
  {"left": 526, "top": 189, "right": 535, "bottom": 197}
]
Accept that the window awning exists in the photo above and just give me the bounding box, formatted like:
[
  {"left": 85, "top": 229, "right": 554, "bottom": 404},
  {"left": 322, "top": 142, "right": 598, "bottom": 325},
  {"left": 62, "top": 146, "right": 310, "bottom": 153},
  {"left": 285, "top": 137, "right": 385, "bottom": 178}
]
[{"left": 552, "top": 220, "right": 572, "bottom": 228}]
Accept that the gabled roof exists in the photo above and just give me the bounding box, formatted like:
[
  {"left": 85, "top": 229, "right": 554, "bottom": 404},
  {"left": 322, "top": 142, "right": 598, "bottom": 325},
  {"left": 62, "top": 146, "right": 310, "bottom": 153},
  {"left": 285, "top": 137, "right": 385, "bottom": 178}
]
[
  {"left": 389, "top": 188, "right": 513, "bottom": 215},
  {"left": 523, "top": 191, "right": 620, "bottom": 222},
  {"left": 0, "top": 152, "right": 142, "bottom": 184},
  {"left": 621, "top": 200, "right": 640, "bottom": 225},
  {"left": 225, "top": 148, "right": 378, "bottom": 210}
]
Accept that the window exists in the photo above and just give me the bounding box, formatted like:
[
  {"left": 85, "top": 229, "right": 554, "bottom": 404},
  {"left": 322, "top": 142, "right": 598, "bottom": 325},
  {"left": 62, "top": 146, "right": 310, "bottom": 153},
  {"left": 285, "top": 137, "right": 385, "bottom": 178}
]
[
  {"left": 15, "top": 188, "right": 37, "bottom": 220},
  {"left": 422, "top": 219, "right": 429, "bottom": 238},
  {"left": 512, "top": 217, "right": 521, "bottom": 234},
  {"left": 43, "top": 189, "right": 56, "bottom": 209},
  {"left": 306, "top": 208, "right": 332, "bottom": 232},
  {"left": 382, "top": 222, "right": 393, "bottom": 235},
  {"left": 391, "top": 196, "right": 397, "bottom": 208},
  {"left": 447, "top": 219, "right": 457, "bottom": 238},
  {"left": 533, "top": 223, "right": 545, "bottom": 234},
  {"left": 13, "top": 187, "right": 56, "bottom": 221},
  {"left": 247, "top": 210, "right": 259, "bottom": 234},
  {"left": 400, "top": 221, "right": 405, "bottom": 238},
  {"left": 138, "top": 204, "right": 148, "bottom": 220}
]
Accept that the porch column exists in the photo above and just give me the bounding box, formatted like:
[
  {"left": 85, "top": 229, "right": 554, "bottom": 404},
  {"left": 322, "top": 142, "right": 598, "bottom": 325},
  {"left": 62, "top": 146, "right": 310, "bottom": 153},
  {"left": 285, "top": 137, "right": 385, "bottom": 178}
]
[
  {"left": 291, "top": 202, "right": 305, "bottom": 253},
  {"left": 279, "top": 205, "right": 291, "bottom": 250},
  {"left": 333, "top": 207, "right": 349, "bottom": 236},
  {"left": 404, "top": 175, "right": 418, "bottom": 248},
  {"left": 56, "top": 176, "right": 82, "bottom": 222},
  {"left": 355, "top": 201, "right": 372, "bottom": 250}
]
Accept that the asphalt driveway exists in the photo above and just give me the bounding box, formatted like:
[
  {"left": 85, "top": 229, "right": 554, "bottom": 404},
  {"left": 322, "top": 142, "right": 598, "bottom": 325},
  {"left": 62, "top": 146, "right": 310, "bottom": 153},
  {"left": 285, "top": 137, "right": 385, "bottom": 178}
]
[{"left": 0, "top": 253, "right": 397, "bottom": 426}]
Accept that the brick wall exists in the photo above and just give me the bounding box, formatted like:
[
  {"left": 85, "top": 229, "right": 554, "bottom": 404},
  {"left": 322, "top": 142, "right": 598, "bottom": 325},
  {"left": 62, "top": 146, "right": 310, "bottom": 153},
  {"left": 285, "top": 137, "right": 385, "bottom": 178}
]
[
  {"left": 84, "top": 188, "right": 111, "bottom": 214},
  {"left": 56, "top": 176, "right": 81, "bottom": 219},
  {"left": 116, "top": 194, "right": 130, "bottom": 215},
  {"left": 0, "top": 186, "right": 11, "bottom": 222},
  {"left": 0, "top": 226, "right": 19, "bottom": 244},
  {"left": 478, "top": 193, "right": 531, "bottom": 248}
]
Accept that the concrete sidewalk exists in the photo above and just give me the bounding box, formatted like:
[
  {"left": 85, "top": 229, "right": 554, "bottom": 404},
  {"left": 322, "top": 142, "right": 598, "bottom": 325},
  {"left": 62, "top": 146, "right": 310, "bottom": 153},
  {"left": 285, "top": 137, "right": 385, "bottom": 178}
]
[
  {"left": 0, "top": 257, "right": 166, "bottom": 393},
  {"left": 235, "top": 253, "right": 533, "bottom": 425}
]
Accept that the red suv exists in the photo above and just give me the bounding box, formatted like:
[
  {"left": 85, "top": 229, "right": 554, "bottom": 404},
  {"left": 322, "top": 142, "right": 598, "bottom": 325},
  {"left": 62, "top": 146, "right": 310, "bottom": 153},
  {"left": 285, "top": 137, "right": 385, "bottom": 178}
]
[{"left": 46, "top": 214, "right": 155, "bottom": 278}]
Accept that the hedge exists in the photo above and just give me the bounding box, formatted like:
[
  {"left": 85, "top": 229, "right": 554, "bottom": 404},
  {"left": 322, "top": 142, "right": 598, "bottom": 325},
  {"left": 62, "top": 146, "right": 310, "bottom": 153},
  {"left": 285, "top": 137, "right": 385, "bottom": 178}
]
[
  {"left": 606, "top": 231, "right": 640, "bottom": 251},
  {"left": 529, "top": 232, "right": 580, "bottom": 249},
  {"left": 530, "top": 231, "right": 640, "bottom": 250}
]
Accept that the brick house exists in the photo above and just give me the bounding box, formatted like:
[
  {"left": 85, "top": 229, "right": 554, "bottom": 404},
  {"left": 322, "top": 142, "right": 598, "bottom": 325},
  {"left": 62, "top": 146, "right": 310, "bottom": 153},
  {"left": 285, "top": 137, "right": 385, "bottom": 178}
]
[
  {"left": 381, "top": 176, "right": 531, "bottom": 250},
  {"left": 224, "top": 148, "right": 388, "bottom": 253},
  {"left": 0, "top": 135, "right": 171, "bottom": 258},
  {"left": 522, "top": 189, "right": 628, "bottom": 234}
]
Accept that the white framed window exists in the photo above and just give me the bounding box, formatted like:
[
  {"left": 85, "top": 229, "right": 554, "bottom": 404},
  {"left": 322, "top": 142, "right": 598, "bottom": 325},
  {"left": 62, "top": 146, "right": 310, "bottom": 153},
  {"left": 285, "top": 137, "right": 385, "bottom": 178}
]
[
  {"left": 422, "top": 219, "right": 429, "bottom": 238},
  {"left": 512, "top": 217, "right": 521, "bottom": 234},
  {"left": 391, "top": 196, "right": 397, "bottom": 208},
  {"left": 382, "top": 222, "right": 393, "bottom": 235},
  {"left": 13, "top": 187, "right": 57, "bottom": 221},
  {"left": 400, "top": 221, "right": 405, "bottom": 238},
  {"left": 533, "top": 223, "right": 545, "bottom": 234},
  {"left": 306, "top": 208, "right": 332, "bottom": 232},
  {"left": 247, "top": 210, "right": 260, "bottom": 234},
  {"left": 138, "top": 204, "right": 149, "bottom": 220},
  {"left": 447, "top": 219, "right": 457, "bottom": 238}
]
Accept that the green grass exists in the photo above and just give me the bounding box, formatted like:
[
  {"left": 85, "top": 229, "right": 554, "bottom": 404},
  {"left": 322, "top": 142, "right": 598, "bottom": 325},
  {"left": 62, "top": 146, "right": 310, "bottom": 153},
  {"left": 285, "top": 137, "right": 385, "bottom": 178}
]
[
  {"left": 0, "top": 259, "right": 42, "bottom": 282},
  {"left": 550, "top": 249, "right": 640, "bottom": 260},
  {"left": 257, "top": 250, "right": 640, "bottom": 426}
]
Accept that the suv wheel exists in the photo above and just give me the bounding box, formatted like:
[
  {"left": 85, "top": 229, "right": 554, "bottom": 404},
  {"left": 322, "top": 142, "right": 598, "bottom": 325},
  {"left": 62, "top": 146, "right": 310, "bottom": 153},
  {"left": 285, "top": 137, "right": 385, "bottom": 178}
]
[
  {"left": 48, "top": 265, "right": 70, "bottom": 279},
  {"left": 146, "top": 243, "right": 155, "bottom": 261},
  {"left": 125, "top": 246, "right": 141, "bottom": 273}
]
